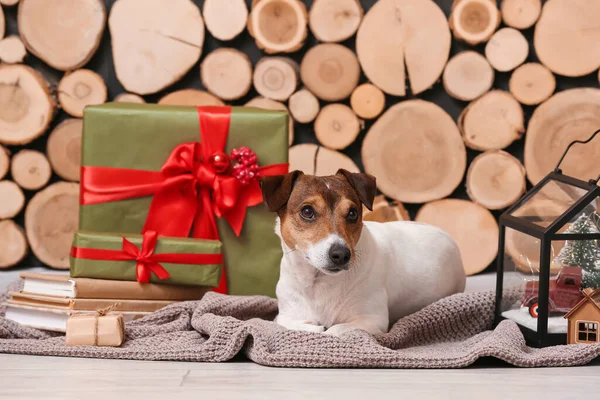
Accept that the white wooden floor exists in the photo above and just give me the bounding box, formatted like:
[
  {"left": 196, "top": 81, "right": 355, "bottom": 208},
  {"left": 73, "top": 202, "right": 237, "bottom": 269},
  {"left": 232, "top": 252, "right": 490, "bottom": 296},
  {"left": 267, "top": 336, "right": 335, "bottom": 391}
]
[{"left": 1, "top": 268, "right": 599, "bottom": 399}]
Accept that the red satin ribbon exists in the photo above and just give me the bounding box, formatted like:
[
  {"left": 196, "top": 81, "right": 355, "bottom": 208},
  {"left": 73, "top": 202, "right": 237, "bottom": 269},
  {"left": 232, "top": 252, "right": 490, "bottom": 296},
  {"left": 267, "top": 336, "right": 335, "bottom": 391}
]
[
  {"left": 79, "top": 106, "right": 289, "bottom": 293},
  {"left": 70, "top": 231, "right": 224, "bottom": 284}
]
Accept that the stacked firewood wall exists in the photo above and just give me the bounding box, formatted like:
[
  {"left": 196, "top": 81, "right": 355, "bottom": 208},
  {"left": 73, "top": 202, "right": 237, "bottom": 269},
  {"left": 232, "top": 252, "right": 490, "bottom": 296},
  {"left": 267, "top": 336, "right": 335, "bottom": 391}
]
[{"left": 1, "top": 0, "right": 599, "bottom": 276}]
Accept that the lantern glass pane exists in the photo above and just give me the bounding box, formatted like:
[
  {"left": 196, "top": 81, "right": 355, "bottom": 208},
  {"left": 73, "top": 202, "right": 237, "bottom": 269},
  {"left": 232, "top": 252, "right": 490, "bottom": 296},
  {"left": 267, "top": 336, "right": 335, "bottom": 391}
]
[{"left": 510, "top": 180, "right": 588, "bottom": 227}]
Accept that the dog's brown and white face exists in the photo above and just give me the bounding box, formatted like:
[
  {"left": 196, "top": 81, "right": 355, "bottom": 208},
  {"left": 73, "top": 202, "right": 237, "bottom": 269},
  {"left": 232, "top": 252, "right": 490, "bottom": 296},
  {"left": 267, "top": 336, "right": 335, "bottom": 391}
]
[{"left": 261, "top": 170, "right": 376, "bottom": 275}]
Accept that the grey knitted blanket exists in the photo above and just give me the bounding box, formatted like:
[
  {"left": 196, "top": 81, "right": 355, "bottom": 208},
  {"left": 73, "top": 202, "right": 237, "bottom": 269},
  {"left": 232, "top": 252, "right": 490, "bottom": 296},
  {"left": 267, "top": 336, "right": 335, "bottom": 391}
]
[{"left": 1, "top": 286, "right": 599, "bottom": 368}]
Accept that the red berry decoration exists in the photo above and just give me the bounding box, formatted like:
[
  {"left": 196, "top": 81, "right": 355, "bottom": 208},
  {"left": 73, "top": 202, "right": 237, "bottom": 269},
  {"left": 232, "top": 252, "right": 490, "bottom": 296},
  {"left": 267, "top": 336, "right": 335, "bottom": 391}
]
[
  {"left": 231, "top": 147, "right": 259, "bottom": 185},
  {"left": 209, "top": 152, "right": 230, "bottom": 174}
]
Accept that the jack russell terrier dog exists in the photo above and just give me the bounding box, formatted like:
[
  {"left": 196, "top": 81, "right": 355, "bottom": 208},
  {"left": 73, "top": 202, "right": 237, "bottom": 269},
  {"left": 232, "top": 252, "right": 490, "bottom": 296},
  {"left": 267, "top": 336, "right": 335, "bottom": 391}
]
[{"left": 260, "top": 169, "right": 466, "bottom": 336}]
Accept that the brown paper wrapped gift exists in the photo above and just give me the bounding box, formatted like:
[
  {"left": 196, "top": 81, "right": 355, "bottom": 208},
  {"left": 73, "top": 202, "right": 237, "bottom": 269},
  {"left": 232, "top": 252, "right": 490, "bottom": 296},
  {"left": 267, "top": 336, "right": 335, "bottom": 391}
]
[{"left": 65, "top": 313, "right": 125, "bottom": 347}]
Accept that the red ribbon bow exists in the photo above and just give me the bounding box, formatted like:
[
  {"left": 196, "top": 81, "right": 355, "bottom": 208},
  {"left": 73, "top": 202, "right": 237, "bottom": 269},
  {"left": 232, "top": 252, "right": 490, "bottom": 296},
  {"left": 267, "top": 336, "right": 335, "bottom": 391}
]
[
  {"left": 70, "top": 230, "right": 224, "bottom": 283},
  {"left": 79, "top": 107, "right": 289, "bottom": 292}
]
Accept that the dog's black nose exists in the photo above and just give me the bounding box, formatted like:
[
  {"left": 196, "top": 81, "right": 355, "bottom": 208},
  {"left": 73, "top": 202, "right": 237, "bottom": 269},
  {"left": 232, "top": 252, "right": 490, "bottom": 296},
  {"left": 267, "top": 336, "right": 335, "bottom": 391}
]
[{"left": 328, "top": 244, "right": 351, "bottom": 267}]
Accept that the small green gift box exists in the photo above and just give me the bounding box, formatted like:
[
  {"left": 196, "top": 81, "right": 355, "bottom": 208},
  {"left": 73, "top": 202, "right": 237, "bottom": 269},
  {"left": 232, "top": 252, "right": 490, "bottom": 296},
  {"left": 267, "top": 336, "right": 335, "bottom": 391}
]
[
  {"left": 70, "top": 231, "right": 223, "bottom": 287},
  {"left": 76, "top": 104, "right": 288, "bottom": 297}
]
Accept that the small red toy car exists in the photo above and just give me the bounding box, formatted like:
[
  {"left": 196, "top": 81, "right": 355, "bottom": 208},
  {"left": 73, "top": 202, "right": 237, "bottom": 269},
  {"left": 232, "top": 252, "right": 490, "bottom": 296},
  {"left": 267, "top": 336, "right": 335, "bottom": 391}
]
[{"left": 521, "top": 266, "right": 584, "bottom": 318}]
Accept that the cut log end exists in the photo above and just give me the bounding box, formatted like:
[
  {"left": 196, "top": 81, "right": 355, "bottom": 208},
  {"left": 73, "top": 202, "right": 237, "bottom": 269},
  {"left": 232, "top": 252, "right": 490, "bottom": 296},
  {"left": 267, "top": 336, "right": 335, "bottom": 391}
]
[
  {"left": 11, "top": 150, "right": 52, "bottom": 190},
  {"left": 485, "top": 28, "right": 529, "bottom": 72},
  {"left": 501, "top": 0, "right": 541, "bottom": 29},
  {"left": 0, "top": 0, "right": 20, "bottom": 6},
  {"left": 0, "top": 6, "right": 4, "bottom": 40},
  {"left": 416, "top": 199, "right": 499, "bottom": 276},
  {"left": 201, "top": 48, "right": 252, "bottom": 101},
  {"left": 308, "top": 0, "right": 363, "bottom": 43},
  {"left": 450, "top": 0, "right": 500, "bottom": 45},
  {"left": 288, "top": 88, "right": 320, "bottom": 124},
  {"left": 203, "top": 0, "right": 248, "bottom": 41},
  {"left": 248, "top": 0, "right": 308, "bottom": 54},
  {"left": 47, "top": 119, "right": 83, "bottom": 182},
  {"left": 300, "top": 43, "right": 360, "bottom": 102},
  {"left": 289, "top": 143, "right": 359, "bottom": 176},
  {"left": 58, "top": 69, "right": 107, "bottom": 118},
  {"left": 443, "top": 51, "right": 494, "bottom": 101},
  {"left": 0, "top": 36, "right": 27, "bottom": 64},
  {"left": 114, "top": 93, "right": 145, "bottom": 103},
  {"left": 19, "top": 0, "right": 106, "bottom": 71},
  {"left": 158, "top": 89, "right": 224, "bottom": 107},
  {"left": 509, "top": 63, "right": 556, "bottom": 106},
  {"left": 245, "top": 97, "right": 294, "bottom": 145},
  {"left": 253, "top": 57, "right": 298, "bottom": 101},
  {"left": 0, "top": 220, "right": 28, "bottom": 269},
  {"left": 314, "top": 103, "right": 361, "bottom": 150},
  {"left": 466, "top": 150, "right": 526, "bottom": 210},
  {"left": 350, "top": 83, "right": 385, "bottom": 120},
  {"left": 363, "top": 195, "right": 410, "bottom": 223},
  {"left": 357, "top": 0, "right": 450, "bottom": 96},
  {"left": 0, "top": 180, "right": 25, "bottom": 219},
  {"left": 25, "top": 182, "right": 79, "bottom": 269},
  {"left": 459, "top": 90, "right": 524, "bottom": 151},
  {"left": 0, "top": 145, "right": 9, "bottom": 180},
  {"left": 362, "top": 100, "right": 466, "bottom": 204},
  {"left": 534, "top": 0, "right": 600, "bottom": 77},
  {"left": 109, "top": 0, "right": 204, "bottom": 95},
  {"left": 0, "top": 64, "right": 55, "bottom": 145}
]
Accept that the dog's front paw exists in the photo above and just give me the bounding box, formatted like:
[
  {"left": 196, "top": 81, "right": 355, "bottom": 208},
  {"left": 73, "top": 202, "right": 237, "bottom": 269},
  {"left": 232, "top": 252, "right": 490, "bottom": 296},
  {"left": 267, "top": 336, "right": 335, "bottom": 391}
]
[
  {"left": 324, "top": 324, "right": 359, "bottom": 336},
  {"left": 277, "top": 316, "right": 326, "bottom": 333}
]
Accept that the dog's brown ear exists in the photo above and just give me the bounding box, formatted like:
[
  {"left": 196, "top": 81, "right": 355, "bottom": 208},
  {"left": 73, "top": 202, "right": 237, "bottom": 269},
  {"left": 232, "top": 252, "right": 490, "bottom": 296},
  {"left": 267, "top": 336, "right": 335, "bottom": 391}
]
[
  {"left": 336, "top": 169, "right": 377, "bottom": 211},
  {"left": 261, "top": 171, "right": 304, "bottom": 212}
]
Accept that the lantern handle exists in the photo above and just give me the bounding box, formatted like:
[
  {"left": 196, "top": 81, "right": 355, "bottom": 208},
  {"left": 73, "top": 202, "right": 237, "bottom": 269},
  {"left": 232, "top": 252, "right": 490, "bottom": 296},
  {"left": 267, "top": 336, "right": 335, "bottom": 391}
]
[{"left": 554, "top": 128, "right": 600, "bottom": 184}]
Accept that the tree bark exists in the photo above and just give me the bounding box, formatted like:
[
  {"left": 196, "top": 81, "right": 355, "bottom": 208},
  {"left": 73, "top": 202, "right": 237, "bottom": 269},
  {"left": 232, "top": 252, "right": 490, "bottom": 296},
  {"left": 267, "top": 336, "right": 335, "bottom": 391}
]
[
  {"left": 18, "top": 0, "right": 106, "bottom": 71},
  {"left": 350, "top": 83, "right": 385, "bottom": 120},
  {"left": 308, "top": 0, "right": 363, "bottom": 43},
  {"left": 58, "top": 69, "right": 107, "bottom": 118},
  {"left": 248, "top": 0, "right": 307, "bottom": 54},
  {"left": 288, "top": 88, "right": 320, "bottom": 124},
  {"left": 509, "top": 63, "right": 556, "bottom": 106},
  {"left": 466, "top": 150, "right": 526, "bottom": 210},
  {"left": 0, "top": 64, "right": 55, "bottom": 145},
  {"left": 200, "top": 48, "right": 253, "bottom": 101},
  {"left": 314, "top": 103, "right": 361, "bottom": 150},
  {"left": 0, "top": 220, "right": 28, "bottom": 269},
  {"left": 443, "top": 51, "right": 494, "bottom": 101},
  {"left": 356, "top": 0, "right": 451, "bottom": 96},
  {"left": 25, "top": 182, "right": 79, "bottom": 269},
  {"left": 0, "top": 180, "right": 25, "bottom": 219},
  {"left": 0, "top": 36, "right": 26, "bottom": 64},
  {"left": 253, "top": 57, "right": 298, "bottom": 101},
  {"left": 109, "top": 0, "right": 204, "bottom": 94},
  {"left": 203, "top": 0, "right": 248, "bottom": 41},
  {"left": 46, "top": 119, "right": 82, "bottom": 182},
  {"left": 485, "top": 28, "right": 528, "bottom": 72},
  {"left": 362, "top": 100, "right": 466, "bottom": 203},
  {"left": 459, "top": 90, "right": 524, "bottom": 151},
  {"left": 300, "top": 43, "right": 360, "bottom": 101},
  {"left": 416, "top": 199, "right": 498, "bottom": 276},
  {"left": 11, "top": 149, "right": 52, "bottom": 190}
]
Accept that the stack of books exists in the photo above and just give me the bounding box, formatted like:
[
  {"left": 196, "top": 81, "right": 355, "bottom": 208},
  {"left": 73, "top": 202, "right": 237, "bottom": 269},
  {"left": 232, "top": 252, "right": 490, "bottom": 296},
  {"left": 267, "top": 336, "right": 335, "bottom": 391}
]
[{"left": 4, "top": 272, "right": 207, "bottom": 332}]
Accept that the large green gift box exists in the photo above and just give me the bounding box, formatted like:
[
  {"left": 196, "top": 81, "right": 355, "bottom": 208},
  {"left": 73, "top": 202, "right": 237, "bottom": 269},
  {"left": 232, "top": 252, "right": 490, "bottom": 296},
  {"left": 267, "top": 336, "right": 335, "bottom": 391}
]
[
  {"left": 70, "top": 231, "right": 223, "bottom": 287},
  {"left": 76, "top": 104, "right": 288, "bottom": 297}
]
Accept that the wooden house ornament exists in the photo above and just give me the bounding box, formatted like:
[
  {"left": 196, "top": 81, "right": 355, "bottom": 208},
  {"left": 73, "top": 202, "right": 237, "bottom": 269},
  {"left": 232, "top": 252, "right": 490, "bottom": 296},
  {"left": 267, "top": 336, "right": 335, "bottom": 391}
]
[{"left": 564, "top": 288, "right": 600, "bottom": 345}]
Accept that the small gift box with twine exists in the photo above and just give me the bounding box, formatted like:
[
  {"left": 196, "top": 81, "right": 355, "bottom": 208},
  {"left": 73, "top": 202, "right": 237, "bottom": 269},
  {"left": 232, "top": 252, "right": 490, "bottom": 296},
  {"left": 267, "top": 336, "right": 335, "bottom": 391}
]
[{"left": 66, "top": 305, "right": 125, "bottom": 347}]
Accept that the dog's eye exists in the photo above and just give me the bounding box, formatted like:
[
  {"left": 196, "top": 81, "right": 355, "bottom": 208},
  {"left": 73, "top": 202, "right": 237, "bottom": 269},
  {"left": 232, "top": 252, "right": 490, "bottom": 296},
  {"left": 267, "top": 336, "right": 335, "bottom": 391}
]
[
  {"left": 347, "top": 208, "right": 358, "bottom": 222},
  {"left": 300, "top": 205, "right": 315, "bottom": 220}
]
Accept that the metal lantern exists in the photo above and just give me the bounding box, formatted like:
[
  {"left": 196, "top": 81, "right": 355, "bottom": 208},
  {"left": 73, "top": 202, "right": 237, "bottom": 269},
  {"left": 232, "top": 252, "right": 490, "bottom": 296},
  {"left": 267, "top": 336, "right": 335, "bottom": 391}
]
[{"left": 495, "top": 130, "right": 600, "bottom": 347}]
